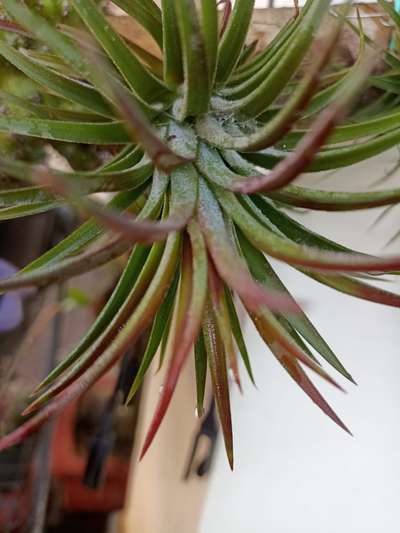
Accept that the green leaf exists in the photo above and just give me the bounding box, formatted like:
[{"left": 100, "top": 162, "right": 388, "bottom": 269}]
[
  {"left": 34, "top": 241, "right": 150, "bottom": 393},
  {"left": 220, "top": 0, "right": 311, "bottom": 97},
  {"left": 0, "top": 236, "right": 129, "bottom": 291},
  {"left": 0, "top": 89, "right": 105, "bottom": 121},
  {"left": 199, "top": 21, "right": 341, "bottom": 152},
  {"left": 167, "top": 121, "right": 198, "bottom": 160},
  {"left": 0, "top": 116, "right": 129, "bottom": 144},
  {"left": 20, "top": 189, "right": 143, "bottom": 274},
  {"left": 200, "top": 0, "right": 219, "bottom": 85},
  {"left": 238, "top": 230, "right": 354, "bottom": 382},
  {"left": 202, "top": 298, "right": 234, "bottom": 469},
  {"left": 217, "top": 0, "right": 331, "bottom": 116},
  {"left": 140, "top": 222, "right": 208, "bottom": 458},
  {"left": 2, "top": 0, "right": 90, "bottom": 76},
  {"left": 245, "top": 297, "right": 344, "bottom": 391},
  {"left": 126, "top": 272, "right": 179, "bottom": 403},
  {"left": 173, "top": 0, "right": 211, "bottom": 119},
  {"left": 209, "top": 262, "right": 242, "bottom": 391},
  {"left": 214, "top": 186, "right": 400, "bottom": 273},
  {"left": 250, "top": 195, "right": 360, "bottom": 254},
  {"left": 161, "top": 0, "right": 183, "bottom": 86},
  {"left": 229, "top": 7, "right": 300, "bottom": 84},
  {"left": 0, "top": 156, "right": 153, "bottom": 195},
  {"left": 194, "top": 332, "right": 208, "bottom": 417},
  {"left": 3, "top": 230, "right": 181, "bottom": 450},
  {"left": 285, "top": 108, "right": 400, "bottom": 147},
  {"left": 99, "top": 145, "right": 141, "bottom": 172},
  {"left": 237, "top": 39, "right": 258, "bottom": 68},
  {"left": 28, "top": 238, "right": 167, "bottom": 410},
  {"left": 224, "top": 288, "right": 255, "bottom": 385},
  {"left": 245, "top": 125, "right": 400, "bottom": 172},
  {"left": 271, "top": 184, "right": 400, "bottom": 211},
  {"left": 72, "top": 0, "right": 168, "bottom": 104},
  {"left": 169, "top": 164, "right": 198, "bottom": 225},
  {"left": 0, "top": 41, "right": 113, "bottom": 117},
  {"left": 59, "top": 23, "right": 163, "bottom": 78},
  {"left": 0, "top": 202, "right": 60, "bottom": 221},
  {"left": 275, "top": 352, "right": 350, "bottom": 434},
  {"left": 197, "top": 177, "right": 296, "bottom": 312},
  {"left": 216, "top": 0, "right": 255, "bottom": 83},
  {"left": 232, "top": 55, "right": 373, "bottom": 194},
  {"left": 196, "top": 142, "right": 243, "bottom": 188},
  {"left": 32, "top": 173, "right": 169, "bottom": 394},
  {"left": 302, "top": 269, "right": 400, "bottom": 308},
  {"left": 105, "top": 82, "right": 192, "bottom": 171},
  {"left": 0, "top": 184, "right": 54, "bottom": 210},
  {"left": 54, "top": 163, "right": 195, "bottom": 244},
  {"left": 24, "top": 49, "right": 79, "bottom": 78},
  {"left": 370, "top": 74, "right": 400, "bottom": 96}
]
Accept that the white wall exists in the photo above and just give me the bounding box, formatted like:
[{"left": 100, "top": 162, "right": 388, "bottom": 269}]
[
  {"left": 200, "top": 150, "right": 400, "bottom": 533},
  {"left": 255, "top": 0, "right": 377, "bottom": 5}
]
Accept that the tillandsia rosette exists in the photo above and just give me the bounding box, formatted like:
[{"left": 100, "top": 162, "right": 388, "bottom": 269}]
[{"left": 1, "top": 0, "right": 400, "bottom": 467}]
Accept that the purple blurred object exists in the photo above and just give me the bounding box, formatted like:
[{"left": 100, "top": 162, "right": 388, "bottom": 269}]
[{"left": 0, "top": 259, "right": 23, "bottom": 333}]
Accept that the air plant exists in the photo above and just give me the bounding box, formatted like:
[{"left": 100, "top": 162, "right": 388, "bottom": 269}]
[{"left": 0, "top": 0, "right": 400, "bottom": 469}]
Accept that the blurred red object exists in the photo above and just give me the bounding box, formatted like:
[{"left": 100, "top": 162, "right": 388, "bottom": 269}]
[{"left": 50, "top": 375, "right": 130, "bottom": 514}]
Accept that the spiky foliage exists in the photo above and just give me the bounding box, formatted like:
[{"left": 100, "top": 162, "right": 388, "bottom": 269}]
[
  {"left": 1, "top": 0, "right": 400, "bottom": 467},
  {"left": 0, "top": 0, "right": 104, "bottom": 165}
]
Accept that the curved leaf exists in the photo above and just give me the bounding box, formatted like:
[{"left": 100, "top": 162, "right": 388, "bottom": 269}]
[
  {"left": 202, "top": 298, "right": 233, "bottom": 469},
  {"left": 197, "top": 177, "right": 297, "bottom": 312},
  {"left": 19, "top": 189, "right": 143, "bottom": 275},
  {"left": 216, "top": 0, "right": 255, "bottom": 83},
  {"left": 232, "top": 57, "right": 373, "bottom": 193},
  {"left": 0, "top": 116, "right": 129, "bottom": 144},
  {"left": 0, "top": 41, "right": 113, "bottom": 117},
  {"left": 215, "top": 186, "right": 400, "bottom": 273},
  {"left": 26, "top": 241, "right": 164, "bottom": 411},
  {"left": 1, "top": 231, "right": 181, "bottom": 450},
  {"left": 3, "top": 0, "right": 90, "bottom": 76},
  {"left": 209, "top": 262, "right": 242, "bottom": 392},
  {"left": 201, "top": 0, "right": 219, "bottom": 84},
  {"left": 197, "top": 19, "right": 341, "bottom": 151},
  {"left": 125, "top": 272, "right": 179, "bottom": 403},
  {"left": 276, "top": 352, "right": 350, "bottom": 434},
  {"left": 0, "top": 236, "right": 128, "bottom": 291},
  {"left": 140, "top": 223, "right": 208, "bottom": 458},
  {"left": 302, "top": 270, "right": 400, "bottom": 308},
  {"left": 161, "top": 0, "right": 182, "bottom": 87},
  {"left": 224, "top": 288, "right": 255, "bottom": 385},
  {"left": 72, "top": 0, "right": 168, "bottom": 104},
  {"left": 173, "top": 0, "right": 210, "bottom": 119},
  {"left": 30, "top": 174, "right": 169, "bottom": 395},
  {"left": 238, "top": 230, "right": 354, "bottom": 382},
  {"left": 194, "top": 331, "right": 208, "bottom": 417},
  {"left": 271, "top": 185, "right": 400, "bottom": 211}
]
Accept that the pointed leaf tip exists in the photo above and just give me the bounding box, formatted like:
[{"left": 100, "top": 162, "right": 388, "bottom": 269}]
[
  {"left": 140, "top": 226, "right": 208, "bottom": 457},
  {"left": 281, "top": 353, "right": 352, "bottom": 436}
]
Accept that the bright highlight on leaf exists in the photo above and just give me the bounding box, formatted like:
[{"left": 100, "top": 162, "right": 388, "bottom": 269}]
[{"left": 1, "top": 0, "right": 400, "bottom": 467}]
